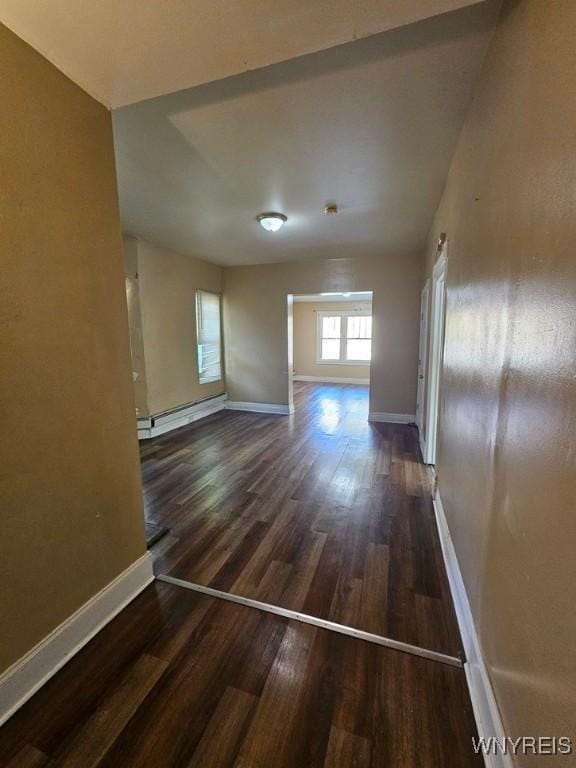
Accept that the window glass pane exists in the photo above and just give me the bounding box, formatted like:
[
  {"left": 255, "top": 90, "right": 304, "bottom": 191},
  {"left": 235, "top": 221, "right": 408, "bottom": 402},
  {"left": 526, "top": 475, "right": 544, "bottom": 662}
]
[
  {"left": 198, "top": 342, "right": 221, "bottom": 380},
  {"left": 321, "top": 339, "right": 340, "bottom": 360},
  {"left": 347, "top": 315, "right": 372, "bottom": 339},
  {"left": 196, "top": 291, "right": 222, "bottom": 382},
  {"left": 346, "top": 339, "right": 371, "bottom": 361},
  {"left": 321, "top": 316, "right": 341, "bottom": 339}
]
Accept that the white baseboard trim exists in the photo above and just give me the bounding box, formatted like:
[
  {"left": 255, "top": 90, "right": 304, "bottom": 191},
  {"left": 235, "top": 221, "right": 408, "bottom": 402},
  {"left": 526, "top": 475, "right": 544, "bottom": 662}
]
[
  {"left": 368, "top": 412, "right": 415, "bottom": 424},
  {"left": 0, "top": 552, "right": 154, "bottom": 727},
  {"left": 293, "top": 375, "right": 370, "bottom": 385},
  {"left": 226, "top": 401, "right": 294, "bottom": 415},
  {"left": 433, "top": 492, "right": 512, "bottom": 768},
  {"left": 138, "top": 395, "right": 227, "bottom": 439}
]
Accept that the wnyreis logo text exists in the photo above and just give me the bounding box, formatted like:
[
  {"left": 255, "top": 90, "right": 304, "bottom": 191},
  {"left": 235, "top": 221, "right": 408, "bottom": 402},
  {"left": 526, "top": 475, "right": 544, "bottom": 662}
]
[{"left": 472, "top": 736, "right": 572, "bottom": 756}]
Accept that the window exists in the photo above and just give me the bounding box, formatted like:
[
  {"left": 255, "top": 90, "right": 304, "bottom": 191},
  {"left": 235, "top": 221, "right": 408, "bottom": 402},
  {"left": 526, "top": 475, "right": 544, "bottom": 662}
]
[
  {"left": 196, "top": 290, "right": 222, "bottom": 383},
  {"left": 317, "top": 311, "right": 372, "bottom": 364}
]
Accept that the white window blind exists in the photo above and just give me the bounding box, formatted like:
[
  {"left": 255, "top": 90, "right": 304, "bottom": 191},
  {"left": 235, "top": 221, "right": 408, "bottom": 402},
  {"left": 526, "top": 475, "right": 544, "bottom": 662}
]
[
  {"left": 320, "top": 315, "right": 341, "bottom": 361},
  {"left": 346, "top": 314, "right": 372, "bottom": 361},
  {"left": 317, "top": 311, "right": 372, "bottom": 364},
  {"left": 196, "top": 290, "right": 222, "bottom": 383}
]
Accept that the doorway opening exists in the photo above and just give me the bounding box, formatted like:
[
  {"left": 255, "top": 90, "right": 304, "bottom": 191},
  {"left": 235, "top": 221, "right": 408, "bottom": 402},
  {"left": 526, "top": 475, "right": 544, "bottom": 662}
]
[{"left": 287, "top": 291, "right": 373, "bottom": 415}]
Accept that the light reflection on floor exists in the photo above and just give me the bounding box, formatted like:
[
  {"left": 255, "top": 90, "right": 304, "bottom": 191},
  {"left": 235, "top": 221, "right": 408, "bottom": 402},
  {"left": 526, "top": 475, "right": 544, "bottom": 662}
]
[{"left": 318, "top": 396, "right": 341, "bottom": 433}]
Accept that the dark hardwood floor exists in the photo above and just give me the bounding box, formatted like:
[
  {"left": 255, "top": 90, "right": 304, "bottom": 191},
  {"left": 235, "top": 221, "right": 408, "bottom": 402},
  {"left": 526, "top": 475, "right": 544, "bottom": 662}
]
[
  {"left": 142, "top": 382, "right": 462, "bottom": 657},
  {"left": 0, "top": 581, "right": 481, "bottom": 767},
  {"left": 0, "top": 383, "right": 482, "bottom": 766}
]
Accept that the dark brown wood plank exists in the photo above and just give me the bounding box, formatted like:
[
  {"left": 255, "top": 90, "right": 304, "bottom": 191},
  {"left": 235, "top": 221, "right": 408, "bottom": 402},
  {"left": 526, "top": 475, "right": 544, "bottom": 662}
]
[
  {"left": 323, "top": 727, "right": 372, "bottom": 768},
  {"left": 52, "top": 654, "right": 167, "bottom": 767},
  {"left": 186, "top": 687, "right": 256, "bottom": 767},
  {"left": 5, "top": 745, "right": 48, "bottom": 768}
]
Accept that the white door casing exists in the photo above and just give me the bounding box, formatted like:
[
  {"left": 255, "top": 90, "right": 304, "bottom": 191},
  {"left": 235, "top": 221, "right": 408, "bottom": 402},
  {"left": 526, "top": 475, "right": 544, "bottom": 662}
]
[
  {"left": 424, "top": 243, "right": 448, "bottom": 465},
  {"left": 416, "top": 281, "right": 430, "bottom": 450}
]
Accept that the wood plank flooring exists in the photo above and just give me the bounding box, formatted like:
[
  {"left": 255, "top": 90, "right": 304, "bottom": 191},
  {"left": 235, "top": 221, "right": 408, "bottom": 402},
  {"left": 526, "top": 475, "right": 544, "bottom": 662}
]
[
  {"left": 0, "top": 581, "right": 482, "bottom": 767},
  {"left": 141, "top": 383, "right": 462, "bottom": 657},
  {"left": 0, "top": 383, "right": 483, "bottom": 765}
]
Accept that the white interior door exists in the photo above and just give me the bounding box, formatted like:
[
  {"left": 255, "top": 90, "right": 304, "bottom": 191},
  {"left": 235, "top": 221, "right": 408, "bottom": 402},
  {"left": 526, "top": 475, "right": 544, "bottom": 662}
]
[
  {"left": 416, "top": 282, "right": 430, "bottom": 450},
  {"left": 424, "top": 245, "right": 448, "bottom": 465}
]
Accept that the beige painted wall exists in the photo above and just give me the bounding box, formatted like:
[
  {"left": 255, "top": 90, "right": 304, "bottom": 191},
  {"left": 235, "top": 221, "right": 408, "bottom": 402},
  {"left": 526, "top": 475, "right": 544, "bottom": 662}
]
[
  {"left": 423, "top": 0, "right": 576, "bottom": 753},
  {"left": 293, "top": 301, "right": 372, "bottom": 380},
  {"left": 133, "top": 237, "right": 225, "bottom": 415},
  {"left": 0, "top": 24, "right": 146, "bottom": 673},
  {"left": 224, "top": 254, "right": 421, "bottom": 415}
]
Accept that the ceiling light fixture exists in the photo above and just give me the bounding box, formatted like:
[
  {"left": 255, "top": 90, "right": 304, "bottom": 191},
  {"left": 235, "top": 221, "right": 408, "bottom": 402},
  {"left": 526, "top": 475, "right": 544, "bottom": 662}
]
[{"left": 257, "top": 212, "right": 287, "bottom": 232}]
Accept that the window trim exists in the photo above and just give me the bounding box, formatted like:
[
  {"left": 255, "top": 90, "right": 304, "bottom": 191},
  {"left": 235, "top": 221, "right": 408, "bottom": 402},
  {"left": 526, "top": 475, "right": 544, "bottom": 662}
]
[
  {"left": 195, "top": 289, "right": 223, "bottom": 384},
  {"left": 316, "top": 310, "right": 372, "bottom": 366}
]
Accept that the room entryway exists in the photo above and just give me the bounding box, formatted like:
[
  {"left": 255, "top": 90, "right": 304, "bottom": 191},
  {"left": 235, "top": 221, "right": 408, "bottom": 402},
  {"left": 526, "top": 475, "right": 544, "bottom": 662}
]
[{"left": 288, "top": 292, "right": 373, "bottom": 415}]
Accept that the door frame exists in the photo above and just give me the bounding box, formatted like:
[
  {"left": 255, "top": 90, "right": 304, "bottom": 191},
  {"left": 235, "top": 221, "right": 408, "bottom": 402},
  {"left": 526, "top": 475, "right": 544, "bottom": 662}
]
[
  {"left": 423, "top": 242, "right": 448, "bottom": 465},
  {"left": 287, "top": 294, "right": 295, "bottom": 414},
  {"left": 416, "top": 280, "right": 430, "bottom": 457}
]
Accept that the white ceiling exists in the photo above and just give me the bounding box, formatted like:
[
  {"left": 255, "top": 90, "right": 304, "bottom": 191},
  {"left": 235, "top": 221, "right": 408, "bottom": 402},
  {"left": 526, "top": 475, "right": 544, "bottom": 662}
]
[
  {"left": 113, "top": 2, "right": 500, "bottom": 266},
  {"left": 0, "top": 0, "right": 485, "bottom": 107}
]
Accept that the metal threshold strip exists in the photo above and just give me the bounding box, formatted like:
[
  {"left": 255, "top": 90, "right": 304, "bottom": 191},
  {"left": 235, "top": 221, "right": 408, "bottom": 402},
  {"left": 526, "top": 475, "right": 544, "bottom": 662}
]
[{"left": 157, "top": 574, "right": 463, "bottom": 669}]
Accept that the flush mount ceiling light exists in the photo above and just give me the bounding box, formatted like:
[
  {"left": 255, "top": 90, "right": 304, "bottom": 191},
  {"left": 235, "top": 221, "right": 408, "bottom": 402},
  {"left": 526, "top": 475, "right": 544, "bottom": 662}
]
[{"left": 257, "top": 212, "right": 287, "bottom": 232}]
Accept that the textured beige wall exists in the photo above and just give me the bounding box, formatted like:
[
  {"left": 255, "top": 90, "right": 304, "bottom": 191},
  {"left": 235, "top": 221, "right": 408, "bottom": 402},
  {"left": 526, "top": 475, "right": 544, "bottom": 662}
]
[
  {"left": 223, "top": 254, "right": 421, "bottom": 415},
  {"left": 135, "top": 238, "right": 224, "bottom": 415},
  {"left": 0, "top": 24, "right": 146, "bottom": 673},
  {"left": 424, "top": 0, "right": 576, "bottom": 752},
  {"left": 293, "top": 301, "right": 372, "bottom": 380}
]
